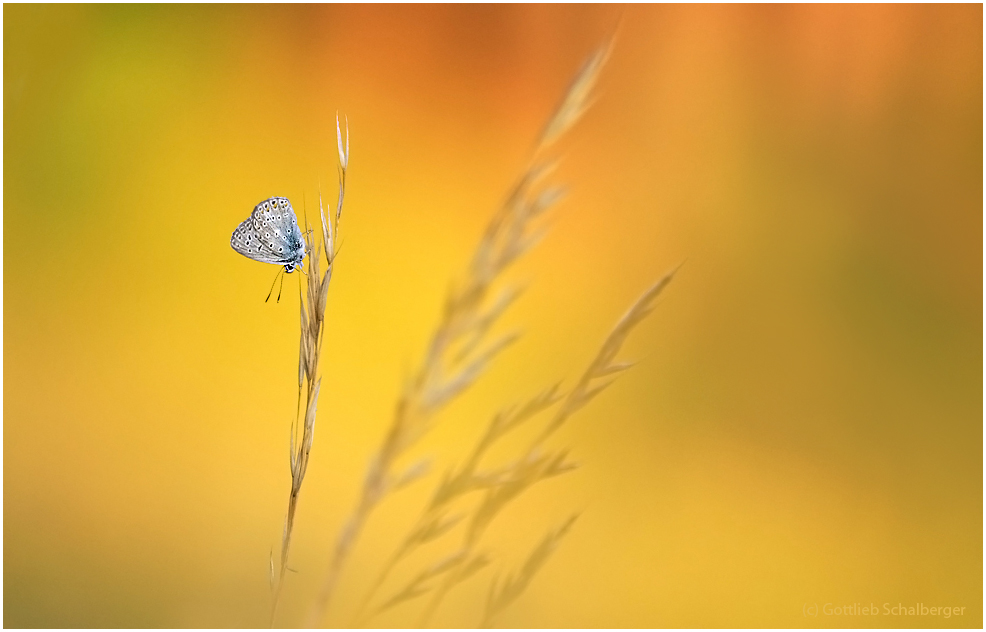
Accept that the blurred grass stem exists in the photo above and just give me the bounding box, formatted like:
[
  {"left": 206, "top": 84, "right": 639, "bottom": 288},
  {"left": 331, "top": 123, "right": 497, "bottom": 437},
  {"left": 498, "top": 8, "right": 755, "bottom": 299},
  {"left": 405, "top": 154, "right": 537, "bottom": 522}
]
[{"left": 308, "top": 41, "right": 613, "bottom": 628}]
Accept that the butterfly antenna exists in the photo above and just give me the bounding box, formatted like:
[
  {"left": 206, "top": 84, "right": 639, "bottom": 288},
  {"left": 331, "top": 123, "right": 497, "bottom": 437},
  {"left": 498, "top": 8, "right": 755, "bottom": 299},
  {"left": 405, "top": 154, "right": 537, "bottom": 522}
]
[
  {"left": 276, "top": 268, "right": 286, "bottom": 303},
  {"left": 265, "top": 268, "right": 284, "bottom": 303},
  {"left": 303, "top": 196, "right": 311, "bottom": 247}
]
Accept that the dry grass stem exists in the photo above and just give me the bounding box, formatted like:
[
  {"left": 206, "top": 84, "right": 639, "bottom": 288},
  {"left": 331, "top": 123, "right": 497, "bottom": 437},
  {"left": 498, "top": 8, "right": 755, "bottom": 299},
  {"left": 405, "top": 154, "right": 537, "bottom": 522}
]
[
  {"left": 480, "top": 514, "right": 579, "bottom": 628},
  {"left": 306, "top": 40, "right": 614, "bottom": 630},
  {"left": 411, "top": 269, "right": 677, "bottom": 626},
  {"left": 349, "top": 387, "right": 563, "bottom": 626},
  {"left": 313, "top": 39, "right": 677, "bottom": 628},
  {"left": 269, "top": 114, "right": 350, "bottom": 627},
  {"left": 348, "top": 267, "right": 678, "bottom": 626},
  {"left": 531, "top": 267, "right": 680, "bottom": 449}
]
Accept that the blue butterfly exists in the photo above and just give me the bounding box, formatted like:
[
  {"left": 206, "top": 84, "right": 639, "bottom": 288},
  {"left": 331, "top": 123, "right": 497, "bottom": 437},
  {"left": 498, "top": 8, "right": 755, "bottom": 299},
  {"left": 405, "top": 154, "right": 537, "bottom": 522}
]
[{"left": 230, "top": 197, "right": 307, "bottom": 273}]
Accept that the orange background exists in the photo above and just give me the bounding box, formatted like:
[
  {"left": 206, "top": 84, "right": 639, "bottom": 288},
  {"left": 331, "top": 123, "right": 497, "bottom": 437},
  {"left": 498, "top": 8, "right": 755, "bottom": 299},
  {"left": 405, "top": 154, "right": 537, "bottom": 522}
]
[{"left": 4, "top": 4, "right": 982, "bottom": 628}]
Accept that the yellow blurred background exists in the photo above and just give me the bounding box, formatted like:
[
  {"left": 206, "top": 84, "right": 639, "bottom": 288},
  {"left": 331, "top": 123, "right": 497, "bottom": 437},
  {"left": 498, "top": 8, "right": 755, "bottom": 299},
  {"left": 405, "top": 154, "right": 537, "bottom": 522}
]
[{"left": 4, "top": 4, "right": 981, "bottom": 628}]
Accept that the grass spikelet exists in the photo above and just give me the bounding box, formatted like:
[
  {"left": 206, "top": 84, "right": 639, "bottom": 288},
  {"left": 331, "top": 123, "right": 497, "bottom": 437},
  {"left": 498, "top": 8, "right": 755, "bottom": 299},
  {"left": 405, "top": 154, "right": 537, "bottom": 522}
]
[
  {"left": 464, "top": 449, "right": 578, "bottom": 546},
  {"left": 269, "top": 114, "right": 349, "bottom": 626},
  {"left": 538, "top": 39, "right": 611, "bottom": 149},
  {"left": 480, "top": 515, "right": 579, "bottom": 628},
  {"left": 374, "top": 552, "right": 467, "bottom": 616},
  {"left": 532, "top": 265, "right": 679, "bottom": 447}
]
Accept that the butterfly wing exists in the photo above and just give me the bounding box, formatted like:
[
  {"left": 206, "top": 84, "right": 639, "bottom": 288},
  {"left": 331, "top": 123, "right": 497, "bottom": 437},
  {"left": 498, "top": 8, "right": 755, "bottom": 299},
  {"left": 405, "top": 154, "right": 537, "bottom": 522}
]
[
  {"left": 251, "top": 197, "right": 306, "bottom": 265},
  {"left": 230, "top": 217, "right": 285, "bottom": 265},
  {"left": 279, "top": 199, "right": 307, "bottom": 256},
  {"left": 231, "top": 197, "right": 307, "bottom": 268}
]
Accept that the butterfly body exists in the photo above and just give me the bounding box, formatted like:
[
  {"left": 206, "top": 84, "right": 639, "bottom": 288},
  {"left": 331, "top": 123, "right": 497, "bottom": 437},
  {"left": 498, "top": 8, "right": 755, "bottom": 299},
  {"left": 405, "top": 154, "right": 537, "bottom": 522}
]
[{"left": 231, "top": 197, "right": 306, "bottom": 273}]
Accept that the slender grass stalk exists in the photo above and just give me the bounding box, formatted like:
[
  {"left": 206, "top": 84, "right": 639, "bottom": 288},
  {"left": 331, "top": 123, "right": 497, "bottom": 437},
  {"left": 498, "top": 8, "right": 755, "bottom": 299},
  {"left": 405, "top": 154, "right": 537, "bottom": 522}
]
[
  {"left": 349, "top": 387, "right": 562, "bottom": 627},
  {"left": 479, "top": 514, "right": 579, "bottom": 628},
  {"left": 306, "top": 41, "right": 612, "bottom": 630},
  {"left": 269, "top": 114, "right": 350, "bottom": 627},
  {"left": 349, "top": 268, "right": 677, "bottom": 628},
  {"left": 416, "top": 270, "right": 679, "bottom": 626}
]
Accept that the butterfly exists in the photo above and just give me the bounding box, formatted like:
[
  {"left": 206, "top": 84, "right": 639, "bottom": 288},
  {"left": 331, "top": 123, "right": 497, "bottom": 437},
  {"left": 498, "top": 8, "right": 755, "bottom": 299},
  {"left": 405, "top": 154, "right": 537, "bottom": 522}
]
[{"left": 230, "top": 196, "right": 307, "bottom": 273}]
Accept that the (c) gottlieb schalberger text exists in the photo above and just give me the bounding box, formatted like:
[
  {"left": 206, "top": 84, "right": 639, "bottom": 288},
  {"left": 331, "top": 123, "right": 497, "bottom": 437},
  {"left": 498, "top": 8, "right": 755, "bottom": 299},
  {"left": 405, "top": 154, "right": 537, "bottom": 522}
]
[{"left": 804, "top": 602, "right": 967, "bottom": 619}]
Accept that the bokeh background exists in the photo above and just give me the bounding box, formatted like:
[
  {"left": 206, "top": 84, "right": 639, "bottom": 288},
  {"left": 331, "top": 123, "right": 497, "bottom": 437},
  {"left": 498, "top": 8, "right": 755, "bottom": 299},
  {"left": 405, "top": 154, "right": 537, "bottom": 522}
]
[{"left": 4, "top": 4, "right": 981, "bottom": 628}]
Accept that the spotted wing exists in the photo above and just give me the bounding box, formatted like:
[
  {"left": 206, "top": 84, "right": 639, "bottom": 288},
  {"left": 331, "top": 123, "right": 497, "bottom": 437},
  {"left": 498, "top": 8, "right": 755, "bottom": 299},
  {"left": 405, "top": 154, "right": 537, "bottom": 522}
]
[
  {"left": 251, "top": 197, "right": 306, "bottom": 265},
  {"left": 230, "top": 217, "right": 286, "bottom": 265}
]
